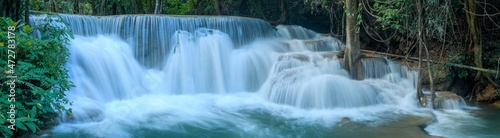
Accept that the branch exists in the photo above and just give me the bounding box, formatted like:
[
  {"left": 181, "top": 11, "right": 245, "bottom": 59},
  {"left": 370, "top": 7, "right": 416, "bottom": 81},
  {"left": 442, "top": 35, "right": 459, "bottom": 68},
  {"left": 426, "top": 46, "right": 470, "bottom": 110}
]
[
  {"left": 343, "top": 49, "right": 500, "bottom": 75},
  {"left": 362, "top": 0, "right": 381, "bottom": 18},
  {"left": 462, "top": 1, "right": 500, "bottom": 17},
  {"left": 361, "top": 22, "right": 397, "bottom": 43}
]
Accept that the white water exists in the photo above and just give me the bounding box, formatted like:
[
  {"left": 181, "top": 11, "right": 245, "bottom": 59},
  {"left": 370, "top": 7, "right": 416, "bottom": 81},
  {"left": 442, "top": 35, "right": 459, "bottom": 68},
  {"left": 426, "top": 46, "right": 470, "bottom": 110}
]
[{"left": 28, "top": 14, "right": 484, "bottom": 138}]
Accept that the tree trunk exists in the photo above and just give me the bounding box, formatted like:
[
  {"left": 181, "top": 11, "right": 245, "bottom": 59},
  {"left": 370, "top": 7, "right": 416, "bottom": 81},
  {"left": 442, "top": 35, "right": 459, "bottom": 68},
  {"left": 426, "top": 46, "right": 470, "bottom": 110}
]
[
  {"left": 121, "top": 6, "right": 126, "bottom": 14},
  {"left": 154, "top": 0, "right": 160, "bottom": 14},
  {"left": 91, "top": 0, "right": 98, "bottom": 15},
  {"left": 101, "top": 0, "right": 107, "bottom": 16},
  {"left": 1, "top": 0, "right": 5, "bottom": 17},
  {"left": 424, "top": 44, "right": 436, "bottom": 109},
  {"left": 160, "top": 0, "right": 165, "bottom": 14},
  {"left": 149, "top": 0, "right": 154, "bottom": 13},
  {"left": 214, "top": 0, "right": 222, "bottom": 15},
  {"left": 2, "top": 0, "right": 13, "bottom": 20},
  {"left": 52, "top": 0, "right": 57, "bottom": 12},
  {"left": 112, "top": 2, "right": 117, "bottom": 15},
  {"left": 24, "top": 0, "right": 29, "bottom": 23},
  {"left": 465, "top": 0, "right": 482, "bottom": 80},
  {"left": 74, "top": 0, "right": 79, "bottom": 14},
  {"left": 269, "top": 0, "right": 287, "bottom": 24},
  {"left": 15, "top": 0, "right": 21, "bottom": 20},
  {"left": 415, "top": 0, "right": 425, "bottom": 107},
  {"left": 344, "top": 0, "right": 360, "bottom": 79}
]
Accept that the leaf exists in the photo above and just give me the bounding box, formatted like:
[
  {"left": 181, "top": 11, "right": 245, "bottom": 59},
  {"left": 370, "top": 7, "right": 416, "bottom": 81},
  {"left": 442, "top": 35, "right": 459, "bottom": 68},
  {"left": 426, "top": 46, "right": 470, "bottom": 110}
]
[
  {"left": 15, "top": 121, "right": 28, "bottom": 131},
  {"left": 9, "top": 20, "right": 16, "bottom": 26},
  {"left": 25, "top": 122, "right": 37, "bottom": 133},
  {"left": 23, "top": 25, "right": 31, "bottom": 33},
  {"left": 31, "top": 106, "right": 37, "bottom": 118},
  {"left": 16, "top": 21, "right": 24, "bottom": 28},
  {"left": 17, "top": 117, "right": 38, "bottom": 122},
  {"left": 0, "top": 114, "right": 5, "bottom": 124},
  {"left": 2, "top": 126, "right": 13, "bottom": 135}
]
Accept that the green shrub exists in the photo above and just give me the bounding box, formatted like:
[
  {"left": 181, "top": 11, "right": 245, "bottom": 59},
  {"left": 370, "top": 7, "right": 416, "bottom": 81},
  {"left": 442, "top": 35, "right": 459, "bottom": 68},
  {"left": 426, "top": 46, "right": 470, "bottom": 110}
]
[{"left": 0, "top": 15, "right": 73, "bottom": 137}]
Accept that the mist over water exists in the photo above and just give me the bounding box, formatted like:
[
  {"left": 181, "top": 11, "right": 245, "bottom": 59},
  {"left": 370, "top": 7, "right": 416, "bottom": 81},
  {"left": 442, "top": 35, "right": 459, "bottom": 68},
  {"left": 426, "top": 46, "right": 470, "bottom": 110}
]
[{"left": 28, "top": 14, "right": 492, "bottom": 138}]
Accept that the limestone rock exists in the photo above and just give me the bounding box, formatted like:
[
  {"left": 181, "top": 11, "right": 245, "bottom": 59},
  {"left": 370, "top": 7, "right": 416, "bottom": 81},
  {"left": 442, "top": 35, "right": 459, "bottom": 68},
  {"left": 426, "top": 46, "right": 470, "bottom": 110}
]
[
  {"left": 476, "top": 84, "right": 497, "bottom": 102},
  {"left": 422, "top": 91, "right": 465, "bottom": 109},
  {"left": 434, "top": 91, "right": 464, "bottom": 109}
]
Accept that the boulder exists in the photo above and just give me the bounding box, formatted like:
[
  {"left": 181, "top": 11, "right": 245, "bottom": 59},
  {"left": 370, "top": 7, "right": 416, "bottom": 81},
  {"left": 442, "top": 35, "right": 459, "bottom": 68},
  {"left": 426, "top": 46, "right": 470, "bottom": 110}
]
[
  {"left": 476, "top": 84, "right": 498, "bottom": 102},
  {"left": 433, "top": 91, "right": 465, "bottom": 109}
]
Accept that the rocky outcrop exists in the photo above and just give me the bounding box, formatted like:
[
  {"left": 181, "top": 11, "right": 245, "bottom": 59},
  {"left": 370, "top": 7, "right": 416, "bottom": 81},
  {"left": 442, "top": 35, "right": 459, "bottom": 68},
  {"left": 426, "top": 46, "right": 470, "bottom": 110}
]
[{"left": 476, "top": 84, "right": 499, "bottom": 102}]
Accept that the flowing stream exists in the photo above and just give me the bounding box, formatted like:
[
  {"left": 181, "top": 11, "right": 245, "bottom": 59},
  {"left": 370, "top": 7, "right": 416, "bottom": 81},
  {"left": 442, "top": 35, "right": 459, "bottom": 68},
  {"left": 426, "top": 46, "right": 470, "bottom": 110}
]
[{"left": 29, "top": 14, "right": 498, "bottom": 138}]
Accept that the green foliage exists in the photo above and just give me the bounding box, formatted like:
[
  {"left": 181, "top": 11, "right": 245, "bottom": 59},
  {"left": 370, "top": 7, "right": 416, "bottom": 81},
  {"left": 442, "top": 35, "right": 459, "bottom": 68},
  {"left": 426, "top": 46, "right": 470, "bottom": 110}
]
[
  {"left": 31, "top": 0, "right": 94, "bottom": 15},
  {"left": 166, "top": 0, "right": 196, "bottom": 15},
  {"left": 31, "top": 0, "right": 68, "bottom": 14},
  {"left": 371, "top": 0, "right": 409, "bottom": 31},
  {"left": 0, "top": 15, "right": 73, "bottom": 137}
]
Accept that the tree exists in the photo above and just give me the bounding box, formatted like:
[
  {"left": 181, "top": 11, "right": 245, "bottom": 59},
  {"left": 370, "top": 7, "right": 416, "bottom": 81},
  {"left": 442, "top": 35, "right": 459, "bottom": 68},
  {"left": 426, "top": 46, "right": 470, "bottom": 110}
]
[
  {"left": 344, "top": 0, "right": 361, "bottom": 79},
  {"left": 154, "top": 0, "right": 161, "bottom": 14},
  {"left": 101, "top": 0, "right": 107, "bottom": 15},
  {"left": 213, "top": 0, "right": 223, "bottom": 15},
  {"left": 464, "top": 0, "right": 483, "bottom": 80},
  {"left": 415, "top": 0, "right": 425, "bottom": 106}
]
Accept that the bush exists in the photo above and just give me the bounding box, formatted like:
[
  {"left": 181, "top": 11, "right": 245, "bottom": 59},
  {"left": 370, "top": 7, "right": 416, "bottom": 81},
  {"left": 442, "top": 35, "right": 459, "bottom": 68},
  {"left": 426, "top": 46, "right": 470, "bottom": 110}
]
[{"left": 0, "top": 15, "right": 73, "bottom": 137}]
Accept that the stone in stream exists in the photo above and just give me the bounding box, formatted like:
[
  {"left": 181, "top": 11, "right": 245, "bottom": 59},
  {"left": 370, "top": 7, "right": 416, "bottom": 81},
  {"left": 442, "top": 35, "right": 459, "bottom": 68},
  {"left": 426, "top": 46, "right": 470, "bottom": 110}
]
[
  {"left": 338, "top": 117, "right": 355, "bottom": 128},
  {"left": 421, "top": 91, "right": 466, "bottom": 109},
  {"left": 492, "top": 100, "right": 500, "bottom": 108},
  {"left": 336, "top": 115, "right": 441, "bottom": 138},
  {"left": 364, "top": 116, "right": 441, "bottom": 138}
]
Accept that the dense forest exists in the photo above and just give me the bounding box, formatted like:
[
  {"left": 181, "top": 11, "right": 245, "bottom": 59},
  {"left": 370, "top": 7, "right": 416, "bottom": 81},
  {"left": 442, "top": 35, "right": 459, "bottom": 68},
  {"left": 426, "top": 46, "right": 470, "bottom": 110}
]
[{"left": 1, "top": 0, "right": 500, "bottom": 137}]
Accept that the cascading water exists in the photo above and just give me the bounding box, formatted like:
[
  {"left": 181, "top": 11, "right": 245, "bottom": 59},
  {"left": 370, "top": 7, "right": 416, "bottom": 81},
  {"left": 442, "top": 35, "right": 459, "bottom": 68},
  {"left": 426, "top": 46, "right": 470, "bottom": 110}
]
[
  {"left": 31, "top": 14, "right": 276, "bottom": 68},
  {"left": 28, "top": 14, "right": 487, "bottom": 138}
]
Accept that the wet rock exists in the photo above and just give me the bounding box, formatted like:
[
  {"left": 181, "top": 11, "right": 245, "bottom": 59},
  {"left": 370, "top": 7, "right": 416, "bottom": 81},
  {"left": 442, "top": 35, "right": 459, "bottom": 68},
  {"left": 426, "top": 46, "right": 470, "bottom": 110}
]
[
  {"left": 492, "top": 101, "right": 500, "bottom": 108},
  {"left": 339, "top": 117, "right": 351, "bottom": 124},
  {"left": 476, "top": 84, "right": 497, "bottom": 102},
  {"left": 353, "top": 115, "right": 441, "bottom": 138},
  {"left": 422, "top": 91, "right": 465, "bottom": 109},
  {"left": 337, "top": 117, "right": 356, "bottom": 128}
]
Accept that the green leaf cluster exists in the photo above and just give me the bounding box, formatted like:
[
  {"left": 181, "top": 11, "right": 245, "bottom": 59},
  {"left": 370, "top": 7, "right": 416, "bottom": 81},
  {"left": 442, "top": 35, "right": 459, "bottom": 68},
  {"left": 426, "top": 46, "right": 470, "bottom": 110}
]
[
  {"left": 166, "top": 0, "right": 196, "bottom": 15},
  {"left": 0, "top": 15, "right": 73, "bottom": 137},
  {"left": 372, "top": 0, "right": 409, "bottom": 31}
]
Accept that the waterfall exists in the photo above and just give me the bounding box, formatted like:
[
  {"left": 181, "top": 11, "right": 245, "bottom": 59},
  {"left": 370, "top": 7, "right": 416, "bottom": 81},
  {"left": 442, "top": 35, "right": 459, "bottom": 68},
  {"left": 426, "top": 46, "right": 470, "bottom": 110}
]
[
  {"left": 276, "top": 25, "right": 320, "bottom": 40},
  {"left": 30, "top": 14, "right": 276, "bottom": 68},
  {"left": 261, "top": 53, "right": 380, "bottom": 108},
  {"left": 28, "top": 14, "right": 476, "bottom": 138}
]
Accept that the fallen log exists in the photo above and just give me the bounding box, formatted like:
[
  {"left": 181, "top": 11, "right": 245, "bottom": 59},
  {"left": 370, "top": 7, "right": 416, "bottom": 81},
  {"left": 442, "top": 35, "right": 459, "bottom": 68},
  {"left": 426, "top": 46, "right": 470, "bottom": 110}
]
[{"left": 337, "top": 49, "right": 500, "bottom": 75}]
